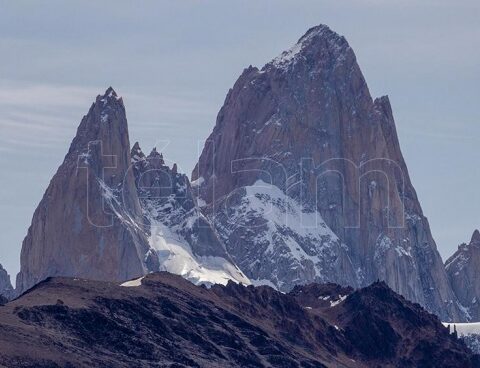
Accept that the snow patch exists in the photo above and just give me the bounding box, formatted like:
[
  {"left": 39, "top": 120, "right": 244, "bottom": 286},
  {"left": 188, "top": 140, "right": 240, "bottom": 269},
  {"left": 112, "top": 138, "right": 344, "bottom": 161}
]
[
  {"left": 100, "top": 112, "right": 108, "bottom": 123},
  {"left": 374, "top": 234, "right": 412, "bottom": 262},
  {"left": 270, "top": 29, "right": 322, "bottom": 69},
  {"left": 121, "top": 276, "right": 144, "bottom": 287},
  {"left": 196, "top": 197, "right": 207, "bottom": 208},
  {"left": 78, "top": 152, "right": 90, "bottom": 164},
  {"left": 445, "top": 248, "right": 469, "bottom": 272},
  {"left": 191, "top": 176, "right": 204, "bottom": 187},
  {"left": 250, "top": 278, "right": 278, "bottom": 289},
  {"left": 213, "top": 180, "right": 358, "bottom": 289},
  {"left": 240, "top": 180, "right": 342, "bottom": 265},
  {"left": 144, "top": 202, "right": 250, "bottom": 287},
  {"left": 97, "top": 179, "right": 142, "bottom": 231},
  {"left": 330, "top": 295, "right": 347, "bottom": 307}
]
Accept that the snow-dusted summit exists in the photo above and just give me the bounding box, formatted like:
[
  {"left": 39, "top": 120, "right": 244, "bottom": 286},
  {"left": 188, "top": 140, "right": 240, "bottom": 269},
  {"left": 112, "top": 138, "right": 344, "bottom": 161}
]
[{"left": 193, "top": 24, "right": 463, "bottom": 321}]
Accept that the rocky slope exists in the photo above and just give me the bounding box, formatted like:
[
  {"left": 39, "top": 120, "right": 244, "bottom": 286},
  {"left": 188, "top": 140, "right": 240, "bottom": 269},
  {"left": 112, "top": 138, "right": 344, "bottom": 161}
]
[
  {"left": 0, "top": 264, "right": 13, "bottom": 301},
  {"left": 192, "top": 24, "right": 462, "bottom": 321},
  {"left": 0, "top": 272, "right": 476, "bottom": 368},
  {"left": 16, "top": 88, "right": 246, "bottom": 296},
  {"left": 446, "top": 230, "right": 480, "bottom": 321}
]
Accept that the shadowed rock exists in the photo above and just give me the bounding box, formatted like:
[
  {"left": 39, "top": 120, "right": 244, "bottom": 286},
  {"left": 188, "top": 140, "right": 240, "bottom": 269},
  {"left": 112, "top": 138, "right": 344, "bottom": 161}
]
[{"left": 0, "top": 273, "right": 476, "bottom": 367}]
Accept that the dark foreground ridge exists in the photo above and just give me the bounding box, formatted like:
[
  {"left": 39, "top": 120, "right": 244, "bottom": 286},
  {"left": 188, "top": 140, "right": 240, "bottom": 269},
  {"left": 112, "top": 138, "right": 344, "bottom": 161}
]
[{"left": 0, "top": 273, "right": 477, "bottom": 368}]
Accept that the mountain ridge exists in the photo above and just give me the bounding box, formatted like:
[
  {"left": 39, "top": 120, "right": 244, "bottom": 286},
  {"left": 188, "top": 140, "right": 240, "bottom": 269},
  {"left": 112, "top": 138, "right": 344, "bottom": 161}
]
[{"left": 0, "top": 272, "right": 477, "bottom": 367}]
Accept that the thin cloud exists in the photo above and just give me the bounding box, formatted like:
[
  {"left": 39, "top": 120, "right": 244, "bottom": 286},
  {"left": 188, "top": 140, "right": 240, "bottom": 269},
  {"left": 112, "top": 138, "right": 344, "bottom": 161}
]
[{"left": 0, "top": 82, "right": 217, "bottom": 153}]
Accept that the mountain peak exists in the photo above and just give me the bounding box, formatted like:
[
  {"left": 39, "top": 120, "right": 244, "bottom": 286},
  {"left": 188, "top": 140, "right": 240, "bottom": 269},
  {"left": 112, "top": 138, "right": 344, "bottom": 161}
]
[
  {"left": 132, "top": 141, "right": 142, "bottom": 152},
  {"left": 131, "top": 142, "right": 146, "bottom": 163},
  {"left": 95, "top": 86, "right": 123, "bottom": 109},
  {"left": 148, "top": 147, "right": 163, "bottom": 161},
  {"left": 194, "top": 23, "right": 462, "bottom": 321},
  {"left": 471, "top": 229, "right": 480, "bottom": 245},
  {"left": 266, "top": 23, "right": 350, "bottom": 71},
  {"left": 104, "top": 86, "right": 117, "bottom": 97},
  {"left": 16, "top": 88, "right": 149, "bottom": 295},
  {"left": 298, "top": 24, "right": 334, "bottom": 42}
]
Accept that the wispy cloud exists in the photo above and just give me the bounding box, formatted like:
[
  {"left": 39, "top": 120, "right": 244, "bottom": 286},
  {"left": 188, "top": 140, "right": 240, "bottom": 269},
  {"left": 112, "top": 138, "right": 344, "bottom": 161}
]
[
  {"left": 0, "top": 81, "right": 98, "bottom": 107},
  {"left": 0, "top": 82, "right": 216, "bottom": 153}
]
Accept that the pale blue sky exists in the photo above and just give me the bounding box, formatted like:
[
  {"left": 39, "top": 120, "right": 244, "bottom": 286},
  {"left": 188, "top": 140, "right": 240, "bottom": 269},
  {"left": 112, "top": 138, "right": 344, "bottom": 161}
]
[{"left": 1, "top": 0, "right": 479, "bottom": 282}]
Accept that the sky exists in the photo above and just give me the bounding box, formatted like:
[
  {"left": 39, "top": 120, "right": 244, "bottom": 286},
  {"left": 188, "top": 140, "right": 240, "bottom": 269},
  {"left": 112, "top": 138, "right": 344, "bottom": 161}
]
[{"left": 0, "top": 0, "right": 479, "bottom": 283}]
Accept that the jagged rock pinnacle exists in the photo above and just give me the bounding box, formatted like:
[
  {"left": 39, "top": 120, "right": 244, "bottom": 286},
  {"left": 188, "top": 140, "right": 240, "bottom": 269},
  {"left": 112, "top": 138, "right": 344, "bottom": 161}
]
[
  {"left": 146, "top": 148, "right": 165, "bottom": 166},
  {"left": 95, "top": 86, "right": 123, "bottom": 110},
  {"left": 132, "top": 141, "right": 142, "bottom": 152},
  {"left": 104, "top": 86, "right": 117, "bottom": 97},
  {"left": 265, "top": 23, "right": 351, "bottom": 71},
  {"left": 16, "top": 88, "right": 149, "bottom": 295},
  {"left": 149, "top": 147, "right": 158, "bottom": 156},
  {"left": 471, "top": 229, "right": 480, "bottom": 245},
  {"left": 131, "top": 142, "right": 146, "bottom": 164}
]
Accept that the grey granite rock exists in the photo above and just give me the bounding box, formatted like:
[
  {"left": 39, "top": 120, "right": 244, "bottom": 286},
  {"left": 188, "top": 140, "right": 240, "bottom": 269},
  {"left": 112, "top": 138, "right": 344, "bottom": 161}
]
[
  {"left": 0, "top": 264, "right": 13, "bottom": 300},
  {"left": 446, "top": 230, "right": 480, "bottom": 321},
  {"left": 131, "top": 143, "right": 249, "bottom": 286},
  {"left": 193, "top": 25, "right": 463, "bottom": 321},
  {"left": 16, "top": 88, "right": 150, "bottom": 295}
]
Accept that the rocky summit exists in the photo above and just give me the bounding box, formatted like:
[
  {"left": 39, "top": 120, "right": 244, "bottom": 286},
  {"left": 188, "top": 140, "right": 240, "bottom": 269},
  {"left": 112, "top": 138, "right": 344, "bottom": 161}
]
[
  {"left": 16, "top": 88, "right": 150, "bottom": 295},
  {"left": 193, "top": 25, "right": 463, "bottom": 321},
  {"left": 446, "top": 230, "right": 480, "bottom": 321},
  {"left": 0, "top": 273, "right": 477, "bottom": 368}
]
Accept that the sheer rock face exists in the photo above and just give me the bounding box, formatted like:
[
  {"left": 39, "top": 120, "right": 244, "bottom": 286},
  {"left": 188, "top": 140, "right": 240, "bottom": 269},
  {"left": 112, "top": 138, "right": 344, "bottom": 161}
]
[
  {"left": 0, "top": 264, "right": 13, "bottom": 300},
  {"left": 131, "top": 144, "right": 249, "bottom": 286},
  {"left": 193, "top": 25, "right": 462, "bottom": 320},
  {"left": 446, "top": 230, "right": 480, "bottom": 320},
  {"left": 16, "top": 88, "right": 151, "bottom": 295}
]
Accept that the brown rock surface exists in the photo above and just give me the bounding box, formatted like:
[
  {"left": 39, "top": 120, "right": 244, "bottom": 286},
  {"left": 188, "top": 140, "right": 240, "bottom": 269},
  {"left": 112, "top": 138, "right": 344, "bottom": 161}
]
[{"left": 0, "top": 273, "right": 476, "bottom": 367}]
